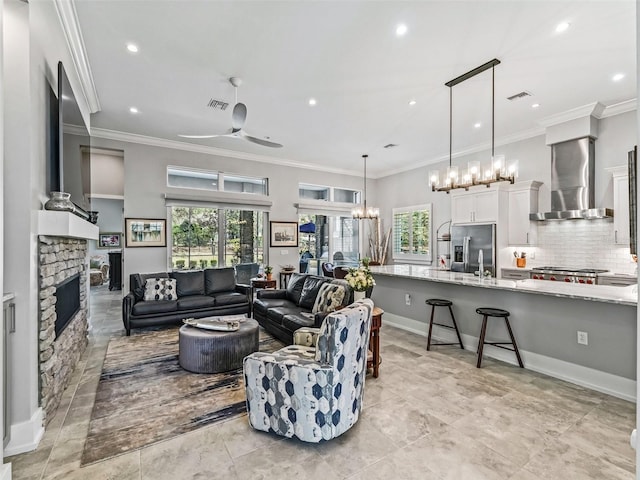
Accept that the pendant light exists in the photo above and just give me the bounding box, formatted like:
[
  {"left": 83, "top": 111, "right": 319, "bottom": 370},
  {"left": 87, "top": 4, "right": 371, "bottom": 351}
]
[
  {"left": 429, "top": 58, "right": 517, "bottom": 193},
  {"left": 352, "top": 154, "right": 379, "bottom": 219}
]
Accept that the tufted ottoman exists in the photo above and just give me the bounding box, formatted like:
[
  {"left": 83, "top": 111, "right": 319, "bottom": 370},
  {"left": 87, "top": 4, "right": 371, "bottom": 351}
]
[{"left": 178, "top": 318, "right": 259, "bottom": 373}]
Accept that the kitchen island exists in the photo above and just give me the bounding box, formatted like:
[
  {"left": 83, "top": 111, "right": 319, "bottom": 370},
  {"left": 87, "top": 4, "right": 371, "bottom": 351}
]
[{"left": 370, "top": 264, "right": 637, "bottom": 400}]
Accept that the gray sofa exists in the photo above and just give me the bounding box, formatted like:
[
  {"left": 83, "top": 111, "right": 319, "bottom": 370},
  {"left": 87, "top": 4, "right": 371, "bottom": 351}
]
[
  {"left": 122, "top": 268, "right": 250, "bottom": 335},
  {"left": 252, "top": 273, "right": 353, "bottom": 343}
]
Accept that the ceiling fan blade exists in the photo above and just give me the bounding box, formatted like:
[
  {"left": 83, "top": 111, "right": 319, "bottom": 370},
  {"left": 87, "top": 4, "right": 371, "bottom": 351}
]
[
  {"left": 178, "top": 134, "right": 225, "bottom": 139},
  {"left": 241, "top": 131, "right": 283, "bottom": 148},
  {"left": 231, "top": 103, "right": 247, "bottom": 130}
]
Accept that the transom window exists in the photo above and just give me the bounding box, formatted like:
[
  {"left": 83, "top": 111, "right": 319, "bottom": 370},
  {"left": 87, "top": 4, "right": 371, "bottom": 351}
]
[
  {"left": 168, "top": 166, "right": 267, "bottom": 195},
  {"left": 392, "top": 204, "right": 433, "bottom": 263},
  {"left": 299, "top": 183, "right": 359, "bottom": 204}
]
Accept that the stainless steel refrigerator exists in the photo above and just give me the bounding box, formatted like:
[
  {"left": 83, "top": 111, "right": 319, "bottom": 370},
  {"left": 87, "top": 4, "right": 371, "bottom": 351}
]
[{"left": 450, "top": 224, "right": 496, "bottom": 275}]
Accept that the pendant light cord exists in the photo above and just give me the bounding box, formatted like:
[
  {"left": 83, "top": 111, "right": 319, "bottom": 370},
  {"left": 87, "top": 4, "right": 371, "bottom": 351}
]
[
  {"left": 449, "top": 87, "right": 452, "bottom": 168},
  {"left": 491, "top": 64, "right": 495, "bottom": 158},
  {"left": 362, "top": 154, "right": 368, "bottom": 211}
]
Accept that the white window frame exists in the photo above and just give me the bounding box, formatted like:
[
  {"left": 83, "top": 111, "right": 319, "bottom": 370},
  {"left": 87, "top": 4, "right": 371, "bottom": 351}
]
[
  {"left": 392, "top": 203, "right": 433, "bottom": 264},
  {"left": 167, "top": 165, "right": 268, "bottom": 196},
  {"left": 298, "top": 182, "right": 360, "bottom": 204}
]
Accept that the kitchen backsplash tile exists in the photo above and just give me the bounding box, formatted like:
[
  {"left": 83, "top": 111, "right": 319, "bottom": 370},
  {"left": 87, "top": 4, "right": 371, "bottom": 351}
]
[{"left": 534, "top": 219, "right": 637, "bottom": 274}]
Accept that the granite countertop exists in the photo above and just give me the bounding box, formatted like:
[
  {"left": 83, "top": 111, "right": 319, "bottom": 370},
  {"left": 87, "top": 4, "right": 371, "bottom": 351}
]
[{"left": 369, "top": 264, "right": 637, "bottom": 306}]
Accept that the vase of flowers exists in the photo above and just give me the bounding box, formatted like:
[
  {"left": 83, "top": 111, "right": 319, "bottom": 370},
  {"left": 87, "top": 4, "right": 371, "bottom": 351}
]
[{"left": 345, "top": 266, "right": 375, "bottom": 301}]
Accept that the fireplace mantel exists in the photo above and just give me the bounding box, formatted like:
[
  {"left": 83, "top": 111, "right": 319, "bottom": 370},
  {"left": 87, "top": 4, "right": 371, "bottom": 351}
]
[{"left": 36, "top": 210, "right": 99, "bottom": 240}]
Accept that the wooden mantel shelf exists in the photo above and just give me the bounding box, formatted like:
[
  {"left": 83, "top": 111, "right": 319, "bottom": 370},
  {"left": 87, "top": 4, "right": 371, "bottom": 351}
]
[{"left": 35, "top": 210, "right": 99, "bottom": 240}]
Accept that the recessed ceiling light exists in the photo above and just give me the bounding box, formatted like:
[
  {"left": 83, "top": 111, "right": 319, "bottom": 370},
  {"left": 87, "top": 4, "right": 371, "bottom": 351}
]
[
  {"left": 396, "top": 24, "right": 408, "bottom": 37},
  {"left": 531, "top": 103, "right": 540, "bottom": 109},
  {"left": 126, "top": 43, "right": 139, "bottom": 53},
  {"left": 129, "top": 107, "right": 139, "bottom": 114},
  {"left": 474, "top": 122, "right": 482, "bottom": 129},
  {"left": 555, "top": 22, "right": 570, "bottom": 33},
  {"left": 408, "top": 99, "right": 417, "bottom": 106},
  {"left": 308, "top": 98, "right": 317, "bottom": 106},
  {"left": 612, "top": 73, "right": 625, "bottom": 82}
]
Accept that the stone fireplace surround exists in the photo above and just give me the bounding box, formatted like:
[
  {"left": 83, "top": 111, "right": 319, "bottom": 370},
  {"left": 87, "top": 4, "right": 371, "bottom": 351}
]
[
  {"left": 38, "top": 236, "right": 89, "bottom": 424},
  {"left": 34, "top": 210, "right": 98, "bottom": 428}
]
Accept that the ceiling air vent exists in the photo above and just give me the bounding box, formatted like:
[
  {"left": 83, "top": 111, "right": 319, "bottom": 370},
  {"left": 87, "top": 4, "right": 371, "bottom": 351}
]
[
  {"left": 383, "top": 143, "right": 398, "bottom": 149},
  {"left": 506, "top": 91, "right": 532, "bottom": 101},
  {"left": 207, "top": 99, "right": 229, "bottom": 110}
]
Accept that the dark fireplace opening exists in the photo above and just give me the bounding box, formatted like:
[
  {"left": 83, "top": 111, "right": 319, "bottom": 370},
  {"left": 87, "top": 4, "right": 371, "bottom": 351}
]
[{"left": 55, "top": 273, "right": 80, "bottom": 339}]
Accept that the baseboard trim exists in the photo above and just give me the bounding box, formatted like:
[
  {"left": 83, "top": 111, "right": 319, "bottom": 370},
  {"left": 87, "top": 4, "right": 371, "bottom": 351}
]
[
  {"left": 4, "top": 408, "right": 44, "bottom": 457},
  {"left": 0, "top": 463, "right": 11, "bottom": 480},
  {"left": 383, "top": 313, "right": 637, "bottom": 402}
]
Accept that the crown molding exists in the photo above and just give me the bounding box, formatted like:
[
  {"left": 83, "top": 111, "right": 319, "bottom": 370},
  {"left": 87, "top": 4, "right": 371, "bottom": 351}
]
[
  {"left": 600, "top": 98, "right": 637, "bottom": 118},
  {"left": 53, "top": 0, "right": 101, "bottom": 113},
  {"left": 89, "top": 127, "right": 363, "bottom": 177},
  {"left": 537, "top": 102, "right": 606, "bottom": 128}
]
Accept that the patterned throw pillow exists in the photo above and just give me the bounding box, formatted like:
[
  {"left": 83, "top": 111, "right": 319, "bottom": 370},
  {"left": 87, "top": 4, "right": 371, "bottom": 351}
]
[
  {"left": 312, "top": 283, "right": 346, "bottom": 314},
  {"left": 143, "top": 278, "right": 178, "bottom": 301}
]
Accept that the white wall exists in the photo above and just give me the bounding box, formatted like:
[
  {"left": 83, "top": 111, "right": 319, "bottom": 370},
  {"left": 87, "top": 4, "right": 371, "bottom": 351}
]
[
  {"left": 88, "top": 198, "right": 123, "bottom": 258},
  {"left": 0, "top": 0, "right": 7, "bottom": 474},
  {"left": 376, "top": 112, "right": 637, "bottom": 273},
  {"left": 87, "top": 136, "right": 366, "bottom": 291},
  {"left": 3, "top": 0, "right": 90, "bottom": 457}
]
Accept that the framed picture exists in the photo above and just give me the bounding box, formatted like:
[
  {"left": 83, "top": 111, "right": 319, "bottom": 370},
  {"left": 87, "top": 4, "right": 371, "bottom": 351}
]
[
  {"left": 97, "top": 232, "right": 121, "bottom": 249},
  {"left": 125, "top": 218, "right": 167, "bottom": 248},
  {"left": 270, "top": 221, "right": 298, "bottom": 247}
]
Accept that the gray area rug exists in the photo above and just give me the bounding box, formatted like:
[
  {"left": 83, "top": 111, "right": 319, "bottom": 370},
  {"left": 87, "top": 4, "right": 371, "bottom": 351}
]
[{"left": 81, "top": 326, "right": 284, "bottom": 466}]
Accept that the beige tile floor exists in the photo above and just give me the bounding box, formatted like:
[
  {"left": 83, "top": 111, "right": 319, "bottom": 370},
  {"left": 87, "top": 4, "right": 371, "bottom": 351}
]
[{"left": 6, "top": 285, "right": 637, "bottom": 479}]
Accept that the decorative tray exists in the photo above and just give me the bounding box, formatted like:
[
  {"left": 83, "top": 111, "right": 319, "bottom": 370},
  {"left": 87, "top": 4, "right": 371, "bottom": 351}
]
[{"left": 182, "top": 317, "right": 243, "bottom": 332}]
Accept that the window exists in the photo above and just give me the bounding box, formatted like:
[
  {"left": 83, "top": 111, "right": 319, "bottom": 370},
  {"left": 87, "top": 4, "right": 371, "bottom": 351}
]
[
  {"left": 170, "top": 206, "right": 264, "bottom": 269},
  {"left": 298, "top": 213, "right": 359, "bottom": 274},
  {"left": 168, "top": 166, "right": 267, "bottom": 195},
  {"left": 298, "top": 183, "right": 360, "bottom": 204},
  {"left": 392, "top": 204, "right": 433, "bottom": 263}
]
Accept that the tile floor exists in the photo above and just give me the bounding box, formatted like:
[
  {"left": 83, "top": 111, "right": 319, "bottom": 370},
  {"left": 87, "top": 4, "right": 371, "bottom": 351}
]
[{"left": 6, "top": 285, "right": 637, "bottom": 479}]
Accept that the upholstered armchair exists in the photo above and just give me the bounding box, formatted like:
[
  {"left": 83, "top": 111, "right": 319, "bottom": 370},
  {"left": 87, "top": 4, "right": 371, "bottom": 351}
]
[{"left": 243, "top": 299, "right": 373, "bottom": 442}]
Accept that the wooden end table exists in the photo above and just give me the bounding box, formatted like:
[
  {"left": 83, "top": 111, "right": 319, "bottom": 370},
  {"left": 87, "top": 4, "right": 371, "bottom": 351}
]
[
  {"left": 279, "top": 270, "right": 295, "bottom": 289},
  {"left": 367, "top": 306, "right": 383, "bottom": 378}
]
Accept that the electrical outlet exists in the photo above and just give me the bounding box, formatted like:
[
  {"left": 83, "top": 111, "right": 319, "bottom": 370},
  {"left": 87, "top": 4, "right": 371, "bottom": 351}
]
[
  {"left": 405, "top": 293, "right": 411, "bottom": 306},
  {"left": 280, "top": 250, "right": 288, "bottom": 255},
  {"left": 577, "top": 331, "right": 588, "bottom": 345},
  {"left": 529, "top": 251, "right": 535, "bottom": 259}
]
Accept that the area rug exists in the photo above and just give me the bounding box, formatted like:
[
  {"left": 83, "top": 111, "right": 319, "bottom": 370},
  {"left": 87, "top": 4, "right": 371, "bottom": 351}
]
[{"left": 81, "top": 326, "right": 284, "bottom": 466}]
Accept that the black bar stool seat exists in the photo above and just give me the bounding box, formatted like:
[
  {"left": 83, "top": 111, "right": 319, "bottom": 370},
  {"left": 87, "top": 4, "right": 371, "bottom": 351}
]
[
  {"left": 425, "top": 298, "right": 464, "bottom": 351},
  {"left": 475, "top": 307, "right": 524, "bottom": 368}
]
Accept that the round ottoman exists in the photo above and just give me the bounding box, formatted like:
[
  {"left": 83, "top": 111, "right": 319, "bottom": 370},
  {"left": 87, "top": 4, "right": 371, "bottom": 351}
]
[{"left": 178, "top": 318, "right": 259, "bottom": 373}]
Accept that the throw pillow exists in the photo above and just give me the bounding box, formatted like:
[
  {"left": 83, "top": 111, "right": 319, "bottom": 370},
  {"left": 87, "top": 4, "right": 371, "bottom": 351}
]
[
  {"left": 312, "top": 283, "right": 346, "bottom": 314},
  {"left": 143, "top": 278, "right": 178, "bottom": 301}
]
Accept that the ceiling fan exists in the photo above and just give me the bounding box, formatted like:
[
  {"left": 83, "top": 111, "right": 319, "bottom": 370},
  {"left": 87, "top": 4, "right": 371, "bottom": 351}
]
[{"left": 179, "top": 77, "right": 283, "bottom": 148}]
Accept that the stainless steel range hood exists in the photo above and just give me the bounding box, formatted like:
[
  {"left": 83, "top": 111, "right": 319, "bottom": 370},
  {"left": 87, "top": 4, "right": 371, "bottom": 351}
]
[{"left": 530, "top": 136, "right": 613, "bottom": 221}]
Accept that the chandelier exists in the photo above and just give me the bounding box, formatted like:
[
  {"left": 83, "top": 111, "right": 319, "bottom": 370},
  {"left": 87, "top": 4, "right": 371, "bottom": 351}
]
[
  {"left": 352, "top": 154, "right": 379, "bottom": 219},
  {"left": 430, "top": 58, "right": 517, "bottom": 193}
]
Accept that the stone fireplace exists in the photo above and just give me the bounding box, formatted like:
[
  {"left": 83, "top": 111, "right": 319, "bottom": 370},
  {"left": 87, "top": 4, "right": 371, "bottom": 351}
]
[{"left": 38, "top": 236, "right": 89, "bottom": 424}]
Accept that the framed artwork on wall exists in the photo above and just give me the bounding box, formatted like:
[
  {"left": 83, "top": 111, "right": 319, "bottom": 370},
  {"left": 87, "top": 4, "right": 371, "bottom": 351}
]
[
  {"left": 270, "top": 221, "right": 298, "bottom": 247},
  {"left": 125, "top": 218, "right": 167, "bottom": 248},
  {"left": 97, "top": 232, "right": 122, "bottom": 249}
]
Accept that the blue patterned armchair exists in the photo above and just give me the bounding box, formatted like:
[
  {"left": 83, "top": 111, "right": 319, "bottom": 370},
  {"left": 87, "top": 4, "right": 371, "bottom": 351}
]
[{"left": 243, "top": 299, "right": 373, "bottom": 442}]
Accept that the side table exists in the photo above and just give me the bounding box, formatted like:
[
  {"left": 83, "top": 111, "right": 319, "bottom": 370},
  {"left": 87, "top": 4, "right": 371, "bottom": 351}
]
[
  {"left": 250, "top": 277, "right": 277, "bottom": 315},
  {"left": 279, "top": 270, "right": 295, "bottom": 289},
  {"left": 367, "top": 306, "right": 383, "bottom": 378}
]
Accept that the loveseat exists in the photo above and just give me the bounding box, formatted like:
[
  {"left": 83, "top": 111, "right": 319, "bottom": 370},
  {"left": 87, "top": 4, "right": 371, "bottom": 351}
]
[
  {"left": 252, "top": 273, "right": 353, "bottom": 343},
  {"left": 122, "top": 268, "right": 250, "bottom": 336}
]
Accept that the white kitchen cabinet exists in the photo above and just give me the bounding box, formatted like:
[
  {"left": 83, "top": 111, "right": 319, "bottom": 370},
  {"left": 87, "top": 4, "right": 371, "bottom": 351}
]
[
  {"left": 507, "top": 181, "right": 542, "bottom": 246},
  {"left": 610, "top": 167, "right": 629, "bottom": 245},
  {"left": 451, "top": 188, "right": 499, "bottom": 224}
]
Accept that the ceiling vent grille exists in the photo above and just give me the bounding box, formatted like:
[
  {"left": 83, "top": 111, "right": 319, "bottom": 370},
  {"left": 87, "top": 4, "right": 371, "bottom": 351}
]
[
  {"left": 506, "top": 91, "right": 532, "bottom": 101},
  {"left": 207, "top": 99, "right": 229, "bottom": 110},
  {"left": 383, "top": 143, "right": 398, "bottom": 149}
]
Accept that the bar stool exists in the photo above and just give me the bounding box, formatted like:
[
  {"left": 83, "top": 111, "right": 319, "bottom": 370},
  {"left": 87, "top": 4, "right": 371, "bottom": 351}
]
[
  {"left": 475, "top": 307, "right": 524, "bottom": 368},
  {"left": 425, "top": 299, "right": 464, "bottom": 350}
]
